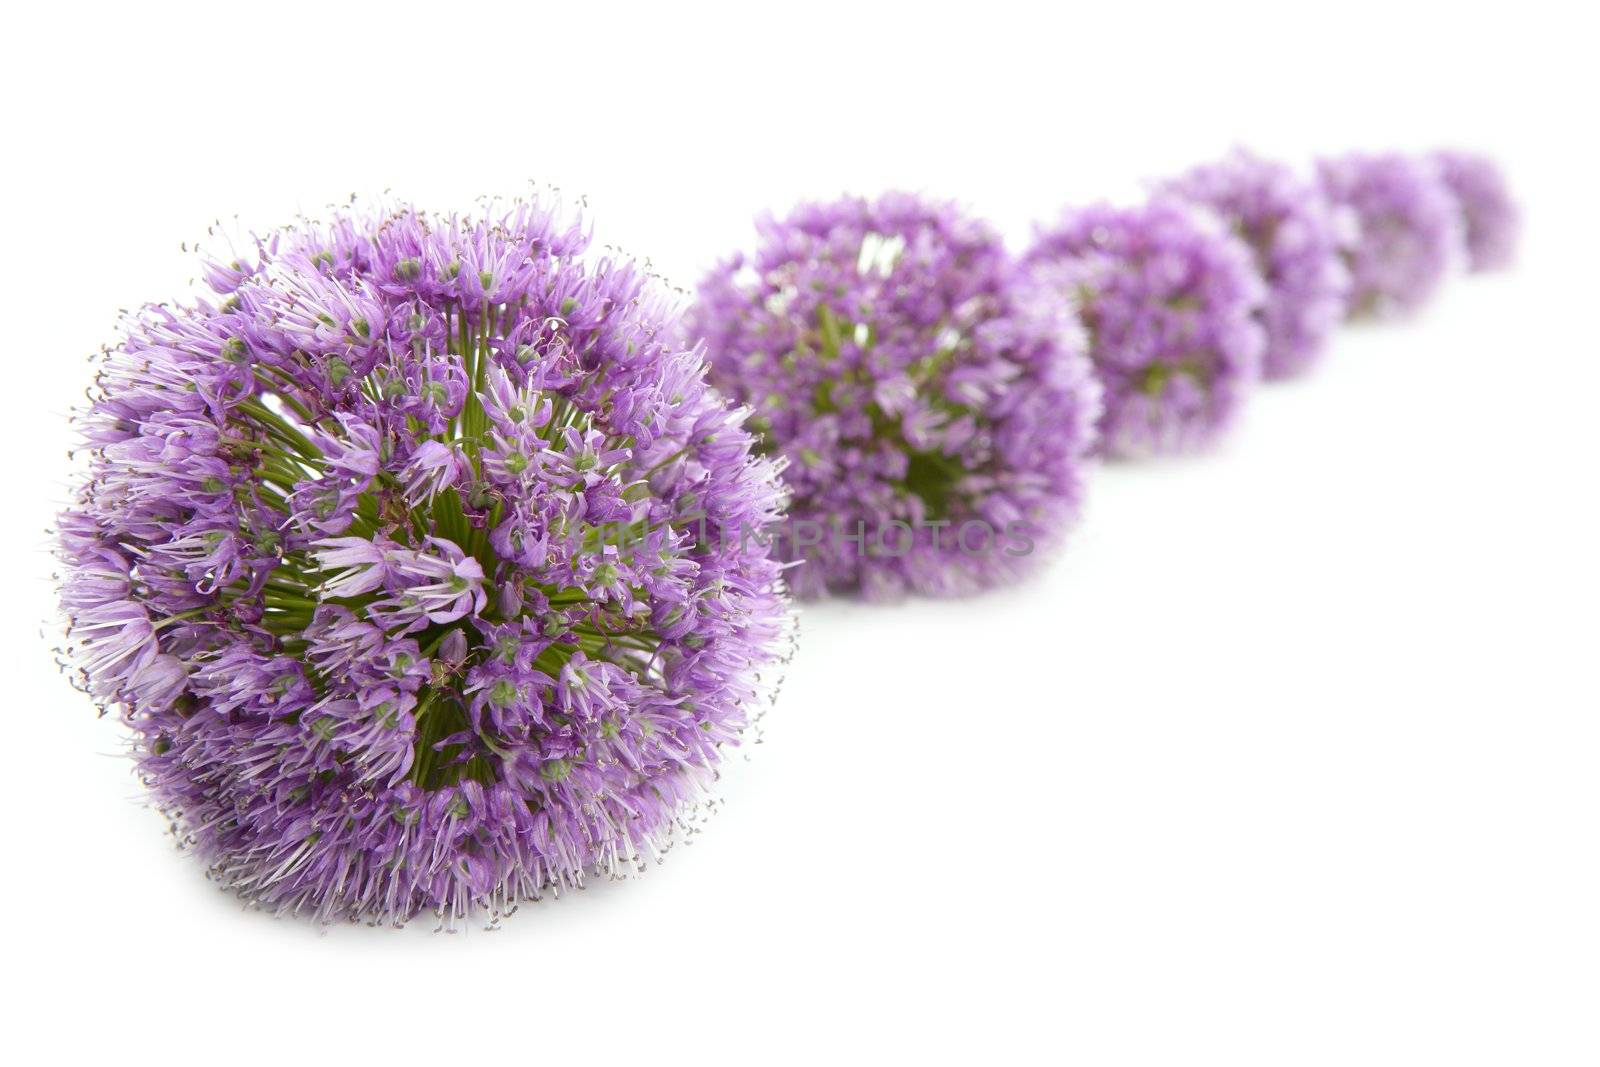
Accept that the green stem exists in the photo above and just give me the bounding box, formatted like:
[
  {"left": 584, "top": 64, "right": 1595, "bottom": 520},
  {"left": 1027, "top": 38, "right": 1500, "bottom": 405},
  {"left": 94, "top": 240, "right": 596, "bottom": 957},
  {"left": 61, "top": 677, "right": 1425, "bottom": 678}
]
[{"left": 239, "top": 398, "right": 323, "bottom": 461}]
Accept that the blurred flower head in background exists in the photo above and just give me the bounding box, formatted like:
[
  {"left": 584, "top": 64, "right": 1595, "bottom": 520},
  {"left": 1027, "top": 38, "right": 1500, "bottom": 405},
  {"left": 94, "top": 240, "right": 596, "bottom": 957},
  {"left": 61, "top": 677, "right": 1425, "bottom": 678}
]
[
  {"left": 1316, "top": 152, "right": 1464, "bottom": 318},
  {"left": 1025, "top": 199, "right": 1266, "bottom": 458},
  {"left": 688, "top": 192, "right": 1101, "bottom": 600},
  {"left": 1160, "top": 150, "right": 1350, "bottom": 380},
  {"left": 1432, "top": 150, "right": 1520, "bottom": 272}
]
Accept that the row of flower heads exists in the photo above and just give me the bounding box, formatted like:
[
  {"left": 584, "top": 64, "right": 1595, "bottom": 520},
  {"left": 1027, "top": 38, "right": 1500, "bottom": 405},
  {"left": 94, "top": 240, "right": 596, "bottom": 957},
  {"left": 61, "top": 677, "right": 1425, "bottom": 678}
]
[
  {"left": 56, "top": 148, "right": 1514, "bottom": 927},
  {"left": 695, "top": 148, "right": 1515, "bottom": 600}
]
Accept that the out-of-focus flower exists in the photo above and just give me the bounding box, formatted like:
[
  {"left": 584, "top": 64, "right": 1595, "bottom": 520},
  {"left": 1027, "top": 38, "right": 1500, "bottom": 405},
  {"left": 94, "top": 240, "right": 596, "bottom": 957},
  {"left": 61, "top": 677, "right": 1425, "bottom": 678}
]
[
  {"left": 1024, "top": 199, "right": 1265, "bottom": 458},
  {"left": 687, "top": 193, "right": 1101, "bottom": 600},
  {"left": 1432, "top": 150, "right": 1519, "bottom": 272},
  {"left": 1316, "top": 152, "right": 1464, "bottom": 317},
  {"left": 1160, "top": 150, "right": 1350, "bottom": 379}
]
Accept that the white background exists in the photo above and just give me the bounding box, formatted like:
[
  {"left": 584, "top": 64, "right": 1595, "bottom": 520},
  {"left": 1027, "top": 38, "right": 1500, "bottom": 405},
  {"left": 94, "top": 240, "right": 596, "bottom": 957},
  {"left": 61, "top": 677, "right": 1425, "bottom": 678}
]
[{"left": 4, "top": 2, "right": 1597, "bottom": 1063}]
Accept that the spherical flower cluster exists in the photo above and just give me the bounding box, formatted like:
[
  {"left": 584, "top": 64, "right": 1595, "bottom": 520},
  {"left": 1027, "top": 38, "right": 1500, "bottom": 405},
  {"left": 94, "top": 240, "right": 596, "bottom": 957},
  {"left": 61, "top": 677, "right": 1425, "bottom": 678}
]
[
  {"left": 1432, "top": 150, "right": 1519, "bottom": 272},
  {"left": 687, "top": 192, "right": 1101, "bottom": 600},
  {"left": 1023, "top": 200, "right": 1266, "bottom": 458},
  {"left": 1160, "top": 150, "right": 1351, "bottom": 379},
  {"left": 1315, "top": 152, "right": 1464, "bottom": 318},
  {"left": 57, "top": 198, "right": 791, "bottom": 925}
]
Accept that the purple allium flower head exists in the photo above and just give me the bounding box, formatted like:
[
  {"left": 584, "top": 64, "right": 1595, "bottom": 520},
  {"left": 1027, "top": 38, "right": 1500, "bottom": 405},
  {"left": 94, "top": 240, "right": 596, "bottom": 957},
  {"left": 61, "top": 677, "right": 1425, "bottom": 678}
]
[
  {"left": 1159, "top": 150, "right": 1350, "bottom": 379},
  {"left": 57, "top": 197, "right": 792, "bottom": 926},
  {"left": 1023, "top": 199, "right": 1266, "bottom": 458},
  {"left": 1315, "top": 152, "right": 1465, "bottom": 318},
  {"left": 686, "top": 192, "right": 1101, "bottom": 600},
  {"left": 1432, "top": 150, "right": 1519, "bottom": 272}
]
